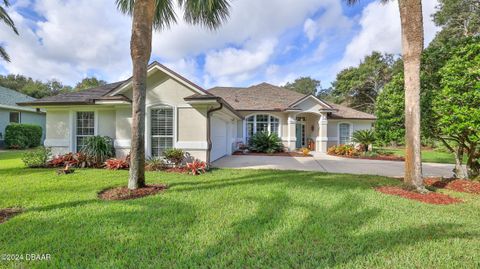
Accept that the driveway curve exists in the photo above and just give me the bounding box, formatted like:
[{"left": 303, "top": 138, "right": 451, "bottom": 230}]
[{"left": 212, "top": 153, "right": 455, "bottom": 178}]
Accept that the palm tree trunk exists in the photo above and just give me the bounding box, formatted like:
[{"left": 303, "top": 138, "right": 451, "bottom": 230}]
[
  {"left": 128, "top": 0, "right": 155, "bottom": 190},
  {"left": 398, "top": 0, "right": 425, "bottom": 191}
]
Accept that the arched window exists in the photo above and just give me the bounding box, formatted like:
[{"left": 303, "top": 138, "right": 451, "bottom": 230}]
[
  {"left": 151, "top": 106, "right": 174, "bottom": 157},
  {"left": 339, "top": 123, "right": 351, "bottom": 145},
  {"left": 246, "top": 114, "right": 280, "bottom": 140}
]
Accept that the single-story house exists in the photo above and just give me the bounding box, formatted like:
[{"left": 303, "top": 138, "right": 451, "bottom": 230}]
[
  {"left": 0, "top": 86, "right": 46, "bottom": 148},
  {"left": 19, "top": 62, "right": 375, "bottom": 162}
]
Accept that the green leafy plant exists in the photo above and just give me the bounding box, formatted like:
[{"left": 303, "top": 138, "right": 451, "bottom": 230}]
[
  {"left": 21, "top": 147, "right": 51, "bottom": 168},
  {"left": 352, "top": 130, "right": 376, "bottom": 152},
  {"left": 80, "top": 136, "right": 115, "bottom": 165},
  {"left": 145, "top": 157, "right": 166, "bottom": 171},
  {"left": 164, "top": 148, "right": 184, "bottom": 167},
  {"left": 4, "top": 123, "right": 42, "bottom": 149},
  {"left": 248, "top": 132, "right": 284, "bottom": 153}
]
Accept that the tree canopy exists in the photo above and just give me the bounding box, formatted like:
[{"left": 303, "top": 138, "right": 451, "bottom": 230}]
[
  {"left": 283, "top": 77, "right": 321, "bottom": 95},
  {"left": 74, "top": 77, "right": 107, "bottom": 91}
]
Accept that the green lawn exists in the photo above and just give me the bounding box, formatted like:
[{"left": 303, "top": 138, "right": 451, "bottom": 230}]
[
  {"left": 1, "top": 151, "right": 479, "bottom": 268},
  {"left": 378, "top": 147, "right": 462, "bottom": 164}
]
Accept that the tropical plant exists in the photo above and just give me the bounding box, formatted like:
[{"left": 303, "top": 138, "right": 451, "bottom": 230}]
[
  {"left": 164, "top": 148, "right": 185, "bottom": 167},
  {"left": 352, "top": 130, "right": 376, "bottom": 152},
  {"left": 80, "top": 136, "right": 115, "bottom": 165},
  {"left": 346, "top": 0, "right": 425, "bottom": 191},
  {"left": 116, "top": 0, "right": 232, "bottom": 190},
  {"left": 0, "top": 0, "right": 18, "bottom": 62},
  {"left": 186, "top": 160, "right": 207, "bottom": 175},
  {"left": 248, "top": 132, "right": 284, "bottom": 154},
  {"left": 105, "top": 158, "right": 130, "bottom": 170},
  {"left": 21, "top": 147, "right": 52, "bottom": 168},
  {"left": 48, "top": 152, "right": 95, "bottom": 168},
  {"left": 145, "top": 156, "right": 166, "bottom": 171}
]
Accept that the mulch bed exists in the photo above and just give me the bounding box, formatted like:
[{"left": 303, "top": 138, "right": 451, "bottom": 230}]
[
  {"left": 164, "top": 167, "right": 189, "bottom": 173},
  {"left": 0, "top": 208, "right": 23, "bottom": 224},
  {"left": 98, "top": 184, "right": 168, "bottom": 201},
  {"left": 425, "top": 178, "right": 480, "bottom": 194},
  {"left": 375, "top": 186, "right": 462, "bottom": 205},
  {"left": 328, "top": 153, "right": 404, "bottom": 161},
  {"left": 233, "top": 151, "right": 312, "bottom": 157}
]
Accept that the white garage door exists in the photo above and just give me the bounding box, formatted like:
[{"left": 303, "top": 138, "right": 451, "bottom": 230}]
[{"left": 211, "top": 116, "right": 228, "bottom": 162}]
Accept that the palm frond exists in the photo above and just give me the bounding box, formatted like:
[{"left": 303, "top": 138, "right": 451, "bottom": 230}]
[
  {"left": 116, "top": 0, "right": 177, "bottom": 30},
  {"left": 179, "top": 0, "right": 231, "bottom": 30},
  {"left": 0, "top": 3, "right": 18, "bottom": 34},
  {"left": 0, "top": 45, "right": 11, "bottom": 62}
]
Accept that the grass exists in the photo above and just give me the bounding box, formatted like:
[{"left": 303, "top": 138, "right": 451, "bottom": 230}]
[
  {"left": 378, "top": 147, "right": 463, "bottom": 164},
  {"left": 1, "top": 151, "right": 479, "bottom": 268}
]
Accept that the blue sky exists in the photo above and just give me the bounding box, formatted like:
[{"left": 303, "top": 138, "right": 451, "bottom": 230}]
[{"left": 0, "top": 0, "right": 439, "bottom": 89}]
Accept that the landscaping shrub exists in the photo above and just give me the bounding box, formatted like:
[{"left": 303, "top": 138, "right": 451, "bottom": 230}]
[
  {"left": 164, "top": 148, "right": 185, "bottom": 167},
  {"left": 248, "top": 132, "right": 284, "bottom": 153},
  {"left": 145, "top": 157, "right": 166, "bottom": 171},
  {"left": 352, "top": 130, "right": 376, "bottom": 152},
  {"left": 4, "top": 123, "right": 42, "bottom": 149},
  {"left": 21, "top": 147, "right": 51, "bottom": 168},
  {"left": 105, "top": 158, "right": 130, "bottom": 170},
  {"left": 48, "top": 152, "right": 95, "bottom": 168},
  {"left": 80, "top": 136, "right": 115, "bottom": 165},
  {"left": 186, "top": 160, "right": 207, "bottom": 175},
  {"left": 301, "top": 147, "right": 310, "bottom": 156},
  {"left": 327, "top": 145, "right": 359, "bottom": 157}
]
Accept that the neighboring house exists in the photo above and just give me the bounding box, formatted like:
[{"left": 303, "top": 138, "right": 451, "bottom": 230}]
[
  {"left": 19, "top": 62, "right": 375, "bottom": 162},
  {"left": 0, "top": 86, "right": 46, "bottom": 148}
]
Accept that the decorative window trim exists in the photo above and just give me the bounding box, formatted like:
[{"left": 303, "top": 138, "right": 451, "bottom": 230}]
[
  {"left": 243, "top": 113, "right": 282, "bottom": 142},
  {"left": 145, "top": 103, "right": 177, "bottom": 157},
  {"left": 337, "top": 122, "right": 353, "bottom": 145},
  {"left": 74, "top": 111, "right": 97, "bottom": 152}
]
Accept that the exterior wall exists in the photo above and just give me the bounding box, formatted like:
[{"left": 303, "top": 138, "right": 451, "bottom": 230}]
[
  {"left": 0, "top": 108, "right": 46, "bottom": 148},
  {"left": 44, "top": 109, "right": 71, "bottom": 155},
  {"left": 327, "top": 119, "right": 374, "bottom": 146}
]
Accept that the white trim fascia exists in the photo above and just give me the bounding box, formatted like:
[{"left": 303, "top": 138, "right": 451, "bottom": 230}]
[
  {"left": 0, "top": 104, "right": 42, "bottom": 113},
  {"left": 177, "top": 104, "right": 193, "bottom": 108},
  {"left": 94, "top": 100, "right": 130, "bottom": 105},
  {"left": 175, "top": 141, "right": 208, "bottom": 150},
  {"left": 44, "top": 139, "right": 69, "bottom": 147},
  {"left": 109, "top": 64, "right": 207, "bottom": 97},
  {"left": 185, "top": 100, "right": 218, "bottom": 105}
]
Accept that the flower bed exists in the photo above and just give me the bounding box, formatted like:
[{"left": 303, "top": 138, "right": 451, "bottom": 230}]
[
  {"left": 375, "top": 186, "right": 462, "bottom": 205},
  {"left": 98, "top": 184, "right": 167, "bottom": 201},
  {"left": 424, "top": 178, "right": 480, "bottom": 194}
]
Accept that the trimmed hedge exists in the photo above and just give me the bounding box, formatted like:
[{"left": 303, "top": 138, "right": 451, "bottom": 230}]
[{"left": 5, "top": 123, "right": 43, "bottom": 149}]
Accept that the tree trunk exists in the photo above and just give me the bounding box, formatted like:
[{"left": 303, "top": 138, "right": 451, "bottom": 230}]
[
  {"left": 453, "top": 145, "right": 468, "bottom": 179},
  {"left": 128, "top": 0, "right": 155, "bottom": 190},
  {"left": 466, "top": 144, "right": 480, "bottom": 179},
  {"left": 398, "top": 0, "right": 425, "bottom": 191}
]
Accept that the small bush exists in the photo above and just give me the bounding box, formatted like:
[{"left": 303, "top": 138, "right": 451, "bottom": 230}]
[
  {"left": 21, "top": 147, "right": 51, "bottom": 168},
  {"left": 352, "top": 130, "right": 376, "bottom": 152},
  {"left": 248, "top": 132, "right": 284, "bottom": 153},
  {"left": 105, "top": 158, "right": 130, "bottom": 170},
  {"left": 5, "top": 123, "right": 42, "bottom": 149},
  {"left": 327, "top": 145, "right": 359, "bottom": 157},
  {"left": 145, "top": 157, "right": 166, "bottom": 171},
  {"left": 48, "top": 152, "right": 96, "bottom": 168},
  {"left": 301, "top": 147, "right": 310, "bottom": 156},
  {"left": 80, "top": 136, "right": 115, "bottom": 165},
  {"left": 164, "top": 148, "right": 184, "bottom": 167},
  {"left": 186, "top": 160, "right": 207, "bottom": 175}
]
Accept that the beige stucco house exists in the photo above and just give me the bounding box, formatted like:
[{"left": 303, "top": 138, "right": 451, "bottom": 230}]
[{"left": 19, "top": 62, "right": 375, "bottom": 163}]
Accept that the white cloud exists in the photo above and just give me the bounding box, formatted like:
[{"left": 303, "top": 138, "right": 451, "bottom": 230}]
[
  {"left": 203, "top": 39, "right": 277, "bottom": 87},
  {"left": 338, "top": 0, "right": 440, "bottom": 69},
  {"left": 0, "top": 0, "right": 131, "bottom": 85}
]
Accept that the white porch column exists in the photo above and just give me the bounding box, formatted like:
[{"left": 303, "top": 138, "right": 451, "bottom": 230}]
[
  {"left": 316, "top": 112, "right": 328, "bottom": 153},
  {"left": 286, "top": 114, "right": 297, "bottom": 151}
]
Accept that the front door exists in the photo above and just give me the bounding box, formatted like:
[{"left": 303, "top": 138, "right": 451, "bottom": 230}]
[{"left": 295, "top": 123, "right": 305, "bottom": 148}]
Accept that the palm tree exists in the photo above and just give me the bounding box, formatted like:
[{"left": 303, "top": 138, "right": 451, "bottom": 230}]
[
  {"left": 116, "top": 0, "right": 231, "bottom": 190},
  {"left": 1, "top": 0, "right": 19, "bottom": 62},
  {"left": 347, "top": 0, "right": 425, "bottom": 191}
]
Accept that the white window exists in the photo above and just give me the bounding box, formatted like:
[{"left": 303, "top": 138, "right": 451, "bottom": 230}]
[
  {"left": 76, "top": 111, "right": 95, "bottom": 152},
  {"left": 246, "top": 114, "right": 280, "bottom": 141},
  {"left": 339, "top": 123, "right": 351, "bottom": 145},
  {"left": 151, "top": 106, "right": 174, "bottom": 157}
]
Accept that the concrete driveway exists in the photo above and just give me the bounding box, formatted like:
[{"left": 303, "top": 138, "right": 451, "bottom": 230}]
[{"left": 212, "top": 153, "right": 455, "bottom": 178}]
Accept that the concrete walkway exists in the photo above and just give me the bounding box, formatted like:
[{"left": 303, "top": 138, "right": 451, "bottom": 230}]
[{"left": 212, "top": 153, "right": 455, "bottom": 178}]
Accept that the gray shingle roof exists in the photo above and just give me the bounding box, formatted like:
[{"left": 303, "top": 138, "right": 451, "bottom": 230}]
[
  {"left": 209, "top": 83, "right": 307, "bottom": 111},
  {"left": 17, "top": 81, "right": 128, "bottom": 106},
  {"left": 0, "top": 86, "right": 39, "bottom": 112},
  {"left": 327, "top": 103, "right": 376, "bottom": 120}
]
